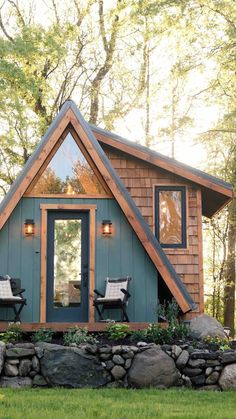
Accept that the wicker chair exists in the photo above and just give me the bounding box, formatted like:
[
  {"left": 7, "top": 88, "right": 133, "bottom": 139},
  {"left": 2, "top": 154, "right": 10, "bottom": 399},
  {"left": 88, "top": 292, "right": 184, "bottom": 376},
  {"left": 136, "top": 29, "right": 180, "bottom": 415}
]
[
  {"left": 94, "top": 277, "right": 131, "bottom": 322},
  {"left": 0, "top": 276, "right": 27, "bottom": 322}
]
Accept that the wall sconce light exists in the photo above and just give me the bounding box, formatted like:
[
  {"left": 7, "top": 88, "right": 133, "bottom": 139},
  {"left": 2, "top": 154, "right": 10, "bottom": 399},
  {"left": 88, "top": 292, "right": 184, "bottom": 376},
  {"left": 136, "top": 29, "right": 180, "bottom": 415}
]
[
  {"left": 24, "top": 219, "right": 35, "bottom": 236},
  {"left": 102, "top": 220, "right": 112, "bottom": 235}
]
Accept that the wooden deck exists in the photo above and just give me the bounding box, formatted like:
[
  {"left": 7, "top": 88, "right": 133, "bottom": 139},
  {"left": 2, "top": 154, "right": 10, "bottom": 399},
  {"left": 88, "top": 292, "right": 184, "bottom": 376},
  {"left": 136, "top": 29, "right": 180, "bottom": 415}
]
[{"left": 0, "top": 322, "right": 165, "bottom": 332}]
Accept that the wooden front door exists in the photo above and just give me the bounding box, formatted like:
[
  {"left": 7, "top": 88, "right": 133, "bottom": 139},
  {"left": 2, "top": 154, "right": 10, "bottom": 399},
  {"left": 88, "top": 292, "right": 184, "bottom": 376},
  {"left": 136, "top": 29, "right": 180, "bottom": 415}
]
[{"left": 46, "top": 211, "right": 89, "bottom": 322}]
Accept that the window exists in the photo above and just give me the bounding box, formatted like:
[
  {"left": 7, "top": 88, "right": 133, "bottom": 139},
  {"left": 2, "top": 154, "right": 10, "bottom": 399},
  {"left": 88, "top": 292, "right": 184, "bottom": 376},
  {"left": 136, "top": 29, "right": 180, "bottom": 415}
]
[
  {"left": 155, "top": 186, "right": 186, "bottom": 248},
  {"left": 29, "top": 133, "right": 106, "bottom": 195}
]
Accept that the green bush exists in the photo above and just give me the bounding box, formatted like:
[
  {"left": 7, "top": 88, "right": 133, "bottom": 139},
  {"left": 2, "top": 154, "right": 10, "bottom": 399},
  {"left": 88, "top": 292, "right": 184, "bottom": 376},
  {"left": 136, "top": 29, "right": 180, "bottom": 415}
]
[
  {"left": 106, "top": 322, "right": 131, "bottom": 340},
  {"left": 31, "top": 328, "right": 54, "bottom": 343},
  {"left": 133, "top": 322, "right": 188, "bottom": 345},
  {"left": 156, "top": 298, "right": 189, "bottom": 342},
  {"left": 0, "top": 323, "right": 23, "bottom": 344},
  {"left": 157, "top": 298, "right": 180, "bottom": 325},
  {"left": 145, "top": 324, "right": 173, "bottom": 344},
  {"left": 130, "top": 329, "right": 148, "bottom": 342},
  {"left": 203, "top": 335, "right": 231, "bottom": 350},
  {"left": 63, "top": 327, "right": 97, "bottom": 346}
]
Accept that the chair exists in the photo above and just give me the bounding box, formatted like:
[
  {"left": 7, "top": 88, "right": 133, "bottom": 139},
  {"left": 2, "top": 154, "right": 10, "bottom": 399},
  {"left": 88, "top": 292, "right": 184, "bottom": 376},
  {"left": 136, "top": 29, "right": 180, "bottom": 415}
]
[
  {"left": 0, "top": 276, "right": 27, "bottom": 322},
  {"left": 93, "top": 277, "right": 131, "bottom": 322}
]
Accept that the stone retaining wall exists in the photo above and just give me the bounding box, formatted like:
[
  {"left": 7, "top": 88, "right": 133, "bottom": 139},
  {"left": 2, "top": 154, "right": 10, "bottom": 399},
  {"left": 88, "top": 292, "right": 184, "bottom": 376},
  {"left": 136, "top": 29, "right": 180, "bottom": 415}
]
[{"left": 0, "top": 341, "right": 236, "bottom": 390}]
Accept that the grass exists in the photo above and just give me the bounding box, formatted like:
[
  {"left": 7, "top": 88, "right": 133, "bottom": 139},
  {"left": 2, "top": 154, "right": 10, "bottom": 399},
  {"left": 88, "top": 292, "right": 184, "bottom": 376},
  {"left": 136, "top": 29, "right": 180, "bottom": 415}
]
[{"left": 0, "top": 388, "right": 236, "bottom": 419}]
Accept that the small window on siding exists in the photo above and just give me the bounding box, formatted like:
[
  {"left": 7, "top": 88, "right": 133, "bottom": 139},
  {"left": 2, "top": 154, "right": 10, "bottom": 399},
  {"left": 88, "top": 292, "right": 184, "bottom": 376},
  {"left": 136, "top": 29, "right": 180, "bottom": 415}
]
[{"left": 155, "top": 186, "right": 186, "bottom": 248}]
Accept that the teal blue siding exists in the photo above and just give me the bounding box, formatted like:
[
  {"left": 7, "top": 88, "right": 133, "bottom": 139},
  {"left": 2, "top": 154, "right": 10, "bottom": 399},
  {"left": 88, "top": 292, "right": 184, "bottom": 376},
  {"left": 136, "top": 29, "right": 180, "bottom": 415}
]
[{"left": 0, "top": 197, "right": 158, "bottom": 322}]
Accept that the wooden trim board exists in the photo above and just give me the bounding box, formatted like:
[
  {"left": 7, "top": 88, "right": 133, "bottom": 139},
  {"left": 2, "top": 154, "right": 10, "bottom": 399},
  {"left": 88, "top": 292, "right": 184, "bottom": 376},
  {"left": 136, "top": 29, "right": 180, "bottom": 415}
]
[{"left": 197, "top": 189, "right": 204, "bottom": 313}]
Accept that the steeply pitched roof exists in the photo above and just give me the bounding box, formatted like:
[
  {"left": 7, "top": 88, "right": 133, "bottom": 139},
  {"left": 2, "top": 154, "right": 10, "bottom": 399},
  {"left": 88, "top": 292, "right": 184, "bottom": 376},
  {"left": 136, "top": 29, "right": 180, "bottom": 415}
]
[
  {"left": 0, "top": 100, "right": 196, "bottom": 313},
  {"left": 90, "top": 125, "right": 233, "bottom": 218}
]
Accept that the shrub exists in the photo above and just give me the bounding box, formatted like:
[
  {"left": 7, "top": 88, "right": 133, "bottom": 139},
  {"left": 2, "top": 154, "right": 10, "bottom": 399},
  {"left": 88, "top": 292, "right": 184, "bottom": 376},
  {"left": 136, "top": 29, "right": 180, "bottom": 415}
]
[
  {"left": 157, "top": 298, "right": 180, "bottom": 326},
  {"left": 130, "top": 329, "right": 148, "bottom": 342},
  {"left": 106, "top": 322, "right": 131, "bottom": 341},
  {"left": 156, "top": 298, "right": 189, "bottom": 342},
  {"left": 63, "top": 327, "right": 97, "bottom": 346},
  {"left": 0, "top": 323, "right": 23, "bottom": 343},
  {"left": 145, "top": 324, "right": 173, "bottom": 345},
  {"left": 31, "top": 328, "right": 54, "bottom": 343},
  {"left": 203, "top": 335, "right": 231, "bottom": 350}
]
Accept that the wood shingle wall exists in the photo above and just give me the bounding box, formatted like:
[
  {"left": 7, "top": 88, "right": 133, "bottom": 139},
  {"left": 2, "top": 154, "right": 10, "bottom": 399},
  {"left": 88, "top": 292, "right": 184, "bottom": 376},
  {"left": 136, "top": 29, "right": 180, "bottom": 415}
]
[{"left": 103, "top": 145, "right": 203, "bottom": 316}]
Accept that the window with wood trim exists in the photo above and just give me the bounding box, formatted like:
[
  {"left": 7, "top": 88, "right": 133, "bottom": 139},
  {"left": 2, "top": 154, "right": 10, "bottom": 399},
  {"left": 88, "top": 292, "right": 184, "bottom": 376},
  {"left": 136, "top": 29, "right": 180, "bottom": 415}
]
[
  {"left": 155, "top": 186, "right": 186, "bottom": 248},
  {"left": 29, "top": 133, "right": 107, "bottom": 196}
]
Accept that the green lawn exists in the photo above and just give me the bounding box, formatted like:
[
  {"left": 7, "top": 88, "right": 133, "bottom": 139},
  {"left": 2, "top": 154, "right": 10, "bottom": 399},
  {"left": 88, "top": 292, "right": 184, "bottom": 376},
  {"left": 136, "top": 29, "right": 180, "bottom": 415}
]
[{"left": 0, "top": 388, "right": 235, "bottom": 419}]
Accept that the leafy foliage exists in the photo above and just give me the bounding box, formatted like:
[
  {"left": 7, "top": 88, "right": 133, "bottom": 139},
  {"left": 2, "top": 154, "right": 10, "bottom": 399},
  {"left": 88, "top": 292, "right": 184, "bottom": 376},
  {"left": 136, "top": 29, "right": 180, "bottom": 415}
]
[
  {"left": 0, "top": 323, "right": 23, "bottom": 343},
  {"left": 31, "top": 328, "right": 54, "bottom": 343},
  {"left": 106, "top": 322, "right": 131, "bottom": 341},
  {"left": 63, "top": 327, "right": 97, "bottom": 346},
  {"left": 203, "top": 335, "right": 231, "bottom": 351}
]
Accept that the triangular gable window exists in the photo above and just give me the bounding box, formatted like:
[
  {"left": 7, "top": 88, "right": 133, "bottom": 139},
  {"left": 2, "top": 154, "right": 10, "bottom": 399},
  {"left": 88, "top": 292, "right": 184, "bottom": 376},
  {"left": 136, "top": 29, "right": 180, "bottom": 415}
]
[{"left": 28, "top": 133, "right": 108, "bottom": 196}]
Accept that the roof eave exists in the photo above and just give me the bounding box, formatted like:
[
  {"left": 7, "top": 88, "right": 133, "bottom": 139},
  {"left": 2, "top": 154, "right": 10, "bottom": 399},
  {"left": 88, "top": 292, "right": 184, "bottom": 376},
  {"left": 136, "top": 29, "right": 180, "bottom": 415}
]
[{"left": 90, "top": 124, "right": 233, "bottom": 215}]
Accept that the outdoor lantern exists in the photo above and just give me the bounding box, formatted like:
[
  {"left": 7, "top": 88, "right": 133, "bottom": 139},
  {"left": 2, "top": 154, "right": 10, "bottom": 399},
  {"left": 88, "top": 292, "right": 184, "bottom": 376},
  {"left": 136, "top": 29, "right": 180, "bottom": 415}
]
[
  {"left": 102, "top": 220, "right": 112, "bottom": 235},
  {"left": 24, "top": 219, "right": 35, "bottom": 236}
]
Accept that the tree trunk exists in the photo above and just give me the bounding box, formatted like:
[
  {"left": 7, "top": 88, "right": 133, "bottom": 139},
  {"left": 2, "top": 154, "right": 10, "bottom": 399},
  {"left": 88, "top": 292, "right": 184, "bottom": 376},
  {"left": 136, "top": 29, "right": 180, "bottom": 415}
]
[{"left": 224, "top": 201, "right": 236, "bottom": 336}]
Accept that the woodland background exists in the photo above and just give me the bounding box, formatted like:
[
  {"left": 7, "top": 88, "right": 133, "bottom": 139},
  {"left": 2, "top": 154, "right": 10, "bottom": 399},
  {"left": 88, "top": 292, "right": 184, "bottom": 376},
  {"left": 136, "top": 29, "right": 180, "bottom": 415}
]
[{"left": 0, "top": 0, "right": 235, "bottom": 333}]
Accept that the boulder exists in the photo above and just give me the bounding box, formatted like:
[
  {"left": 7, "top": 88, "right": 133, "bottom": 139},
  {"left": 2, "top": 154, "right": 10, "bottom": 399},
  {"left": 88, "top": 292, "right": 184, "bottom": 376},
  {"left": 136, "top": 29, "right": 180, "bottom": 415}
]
[
  {"left": 112, "top": 355, "right": 124, "bottom": 365},
  {"left": 32, "top": 355, "right": 40, "bottom": 372},
  {"left": 221, "top": 351, "right": 236, "bottom": 364},
  {"left": 19, "top": 359, "right": 32, "bottom": 377},
  {"left": 190, "top": 374, "right": 205, "bottom": 386},
  {"left": 189, "top": 314, "right": 226, "bottom": 339},
  {"left": 40, "top": 344, "right": 110, "bottom": 388},
  {"left": 182, "top": 367, "right": 203, "bottom": 377},
  {"left": 123, "top": 351, "right": 134, "bottom": 360},
  {"left": 176, "top": 350, "right": 189, "bottom": 369},
  {"left": 188, "top": 358, "right": 206, "bottom": 368},
  {"left": 172, "top": 345, "right": 182, "bottom": 360},
  {"left": 105, "top": 360, "right": 114, "bottom": 370},
  {"left": 205, "top": 371, "right": 219, "bottom": 385},
  {"left": 111, "top": 365, "right": 126, "bottom": 380},
  {"left": 127, "top": 346, "right": 179, "bottom": 388},
  {"left": 0, "top": 376, "right": 32, "bottom": 388},
  {"left": 6, "top": 347, "right": 35, "bottom": 358},
  {"left": 219, "top": 364, "right": 236, "bottom": 390},
  {"left": 4, "top": 363, "right": 18, "bottom": 377},
  {"left": 190, "top": 350, "right": 218, "bottom": 360},
  {"left": 0, "top": 342, "right": 6, "bottom": 374},
  {"left": 124, "top": 358, "right": 132, "bottom": 369},
  {"left": 32, "top": 374, "right": 48, "bottom": 387}
]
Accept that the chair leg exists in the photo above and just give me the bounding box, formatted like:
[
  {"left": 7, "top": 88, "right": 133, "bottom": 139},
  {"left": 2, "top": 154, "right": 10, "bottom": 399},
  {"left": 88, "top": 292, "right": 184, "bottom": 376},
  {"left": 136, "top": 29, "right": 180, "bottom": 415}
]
[
  {"left": 94, "top": 303, "right": 104, "bottom": 321},
  {"left": 13, "top": 303, "right": 25, "bottom": 322},
  {"left": 121, "top": 305, "right": 129, "bottom": 322}
]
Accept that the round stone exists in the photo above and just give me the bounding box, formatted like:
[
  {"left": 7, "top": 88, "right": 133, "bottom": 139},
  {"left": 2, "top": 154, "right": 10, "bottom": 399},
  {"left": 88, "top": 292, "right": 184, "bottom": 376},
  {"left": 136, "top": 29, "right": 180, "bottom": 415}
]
[
  {"left": 112, "top": 355, "right": 125, "bottom": 365},
  {"left": 111, "top": 365, "right": 126, "bottom": 380}
]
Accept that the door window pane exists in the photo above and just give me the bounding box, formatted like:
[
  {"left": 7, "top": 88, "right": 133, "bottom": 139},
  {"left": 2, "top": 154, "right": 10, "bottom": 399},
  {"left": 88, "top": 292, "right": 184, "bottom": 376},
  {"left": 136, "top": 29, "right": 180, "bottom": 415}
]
[{"left": 53, "top": 219, "right": 82, "bottom": 307}]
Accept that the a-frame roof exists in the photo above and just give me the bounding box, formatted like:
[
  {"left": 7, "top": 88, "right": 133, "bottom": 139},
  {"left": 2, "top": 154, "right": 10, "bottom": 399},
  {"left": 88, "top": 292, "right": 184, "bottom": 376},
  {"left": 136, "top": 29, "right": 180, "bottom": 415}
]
[
  {"left": 90, "top": 125, "right": 233, "bottom": 218},
  {"left": 0, "top": 101, "right": 197, "bottom": 313}
]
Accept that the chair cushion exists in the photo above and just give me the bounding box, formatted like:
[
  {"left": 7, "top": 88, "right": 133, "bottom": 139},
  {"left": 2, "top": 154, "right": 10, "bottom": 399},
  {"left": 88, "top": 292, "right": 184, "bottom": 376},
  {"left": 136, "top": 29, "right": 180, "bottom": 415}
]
[
  {"left": 0, "top": 279, "right": 13, "bottom": 299},
  {"left": 105, "top": 280, "right": 127, "bottom": 300},
  {"left": 96, "top": 297, "right": 122, "bottom": 303}
]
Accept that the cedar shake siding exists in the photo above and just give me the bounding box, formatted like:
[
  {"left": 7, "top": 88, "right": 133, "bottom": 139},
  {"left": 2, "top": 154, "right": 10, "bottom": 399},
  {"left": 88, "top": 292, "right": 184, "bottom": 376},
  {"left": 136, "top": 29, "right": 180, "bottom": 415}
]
[{"left": 103, "top": 145, "right": 203, "bottom": 316}]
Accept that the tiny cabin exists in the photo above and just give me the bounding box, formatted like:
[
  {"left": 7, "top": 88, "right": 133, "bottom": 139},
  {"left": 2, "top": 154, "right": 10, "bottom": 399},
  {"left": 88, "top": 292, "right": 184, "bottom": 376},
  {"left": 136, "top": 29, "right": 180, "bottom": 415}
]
[{"left": 0, "top": 101, "right": 233, "bottom": 328}]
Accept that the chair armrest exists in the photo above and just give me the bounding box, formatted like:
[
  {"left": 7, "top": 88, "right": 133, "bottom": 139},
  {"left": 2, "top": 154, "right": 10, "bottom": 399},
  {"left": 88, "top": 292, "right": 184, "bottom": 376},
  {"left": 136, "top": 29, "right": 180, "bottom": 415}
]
[
  {"left": 120, "top": 288, "right": 131, "bottom": 299},
  {"left": 94, "top": 289, "right": 104, "bottom": 298},
  {"left": 13, "top": 288, "right": 25, "bottom": 296}
]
